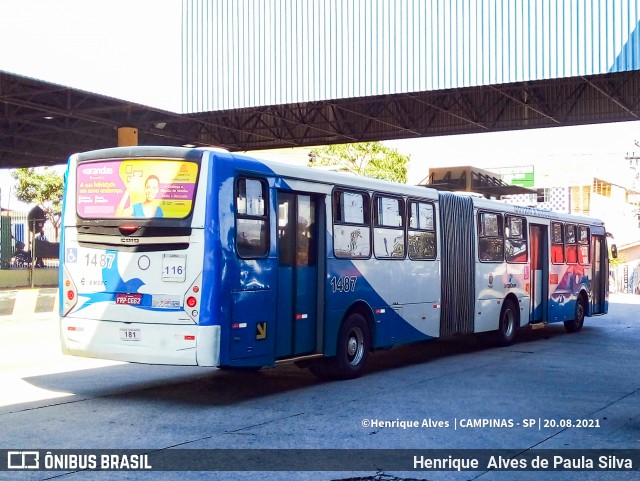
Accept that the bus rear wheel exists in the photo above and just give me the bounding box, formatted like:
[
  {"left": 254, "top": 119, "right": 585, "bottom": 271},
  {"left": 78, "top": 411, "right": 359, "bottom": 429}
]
[
  {"left": 497, "top": 298, "right": 518, "bottom": 346},
  {"left": 327, "top": 313, "right": 371, "bottom": 380},
  {"left": 564, "top": 297, "right": 586, "bottom": 333}
]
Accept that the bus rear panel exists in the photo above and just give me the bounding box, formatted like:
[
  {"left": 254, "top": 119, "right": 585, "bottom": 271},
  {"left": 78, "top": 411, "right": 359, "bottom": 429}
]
[{"left": 59, "top": 147, "right": 219, "bottom": 366}]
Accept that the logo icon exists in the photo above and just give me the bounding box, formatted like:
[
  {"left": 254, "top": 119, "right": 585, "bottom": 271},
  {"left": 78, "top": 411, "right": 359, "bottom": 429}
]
[
  {"left": 7, "top": 451, "right": 40, "bottom": 469},
  {"left": 66, "top": 248, "right": 77, "bottom": 263}
]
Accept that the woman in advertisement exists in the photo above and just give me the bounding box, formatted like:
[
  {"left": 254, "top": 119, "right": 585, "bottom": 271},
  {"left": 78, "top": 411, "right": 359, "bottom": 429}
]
[{"left": 117, "top": 174, "right": 164, "bottom": 218}]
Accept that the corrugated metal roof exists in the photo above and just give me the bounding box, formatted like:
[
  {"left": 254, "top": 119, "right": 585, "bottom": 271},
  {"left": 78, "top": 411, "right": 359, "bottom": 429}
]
[{"left": 182, "top": 0, "right": 640, "bottom": 113}]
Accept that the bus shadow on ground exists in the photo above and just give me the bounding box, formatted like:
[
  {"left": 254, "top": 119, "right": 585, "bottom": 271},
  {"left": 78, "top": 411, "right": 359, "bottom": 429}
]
[
  {"left": 364, "top": 324, "right": 569, "bottom": 374},
  {"left": 19, "top": 324, "right": 573, "bottom": 409}
]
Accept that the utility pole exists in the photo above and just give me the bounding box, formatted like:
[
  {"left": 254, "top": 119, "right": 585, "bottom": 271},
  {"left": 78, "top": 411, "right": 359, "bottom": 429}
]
[{"left": 628, "top": 143, "right": 640, "bottom": 190}]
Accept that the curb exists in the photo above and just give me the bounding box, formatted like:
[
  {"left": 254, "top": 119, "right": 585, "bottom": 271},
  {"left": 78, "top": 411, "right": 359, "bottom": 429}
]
[{"left": 0, "top": 288, "right": 59, "bottom": 318}]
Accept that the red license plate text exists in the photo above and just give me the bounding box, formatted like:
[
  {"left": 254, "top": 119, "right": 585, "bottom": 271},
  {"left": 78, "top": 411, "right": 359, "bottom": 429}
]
[{"left": 116, "top": 293, "right": 142, "bottom": 305}]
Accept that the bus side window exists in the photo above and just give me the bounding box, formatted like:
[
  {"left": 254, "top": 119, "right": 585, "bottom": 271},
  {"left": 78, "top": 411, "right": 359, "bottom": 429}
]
[
  {"left": 333, "top": 189, "right": 371, "bottom": 258},
  {"left": 235, "top": 178, "right": 269, "bottom": 258},
  {"left": 565, "top": 223, "right": 578, "bottom": 264},
  {"left": 505, "top": 215, "right": 527, "bottom": 263},
  {"left": 478, "top": 212, "right": 504, "bottom": 262},
  {"left": 551, "top": 222, "right": 564, "bottom": 264},
  {"left": 408, "top": 200, "right": 436, "bottom": 260},
  {"left": 578, "top": 225, "right": 590, "bottom": 264},
  {"left": 373, "top": 194, "right": 405, "bottom": 259}
]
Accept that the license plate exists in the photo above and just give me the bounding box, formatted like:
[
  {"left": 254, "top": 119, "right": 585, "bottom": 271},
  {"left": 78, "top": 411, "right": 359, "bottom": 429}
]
[
  {"left": 116, "top": 293, "right": 142, "bottom": 305},
  {"left": 120, "top": 328, "right": 141, "bottom": 341}
]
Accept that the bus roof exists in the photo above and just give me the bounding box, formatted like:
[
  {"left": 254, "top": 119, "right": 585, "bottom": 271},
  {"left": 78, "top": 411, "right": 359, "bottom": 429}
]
[
  {"left": 71, "top": 146, "right": 604, "bottom": 228},
  {"left": 227, "top": 151, "right": 605, "bottom": 227}
]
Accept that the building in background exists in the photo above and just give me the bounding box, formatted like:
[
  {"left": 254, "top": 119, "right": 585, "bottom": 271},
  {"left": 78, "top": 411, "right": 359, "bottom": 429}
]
[{"left": 496, "top": 158, "right": 640, "bottom": 294}]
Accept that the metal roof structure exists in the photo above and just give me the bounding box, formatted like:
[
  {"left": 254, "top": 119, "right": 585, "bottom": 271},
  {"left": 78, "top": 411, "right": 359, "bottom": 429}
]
[
  {"left": 182, "top": 0, "right": 640, "bottom": 113},
  {"left": 0, "top": 72, "right": 192, "bottom": 168},
  {"left": 3, "top": 69, "right": 640, "bottom": 169},
  {"left": 4, "top": 1, "right": 640, "bottom": 169},
  {"left": 188, "top": 70, "right": 640, "bottom": 150}
]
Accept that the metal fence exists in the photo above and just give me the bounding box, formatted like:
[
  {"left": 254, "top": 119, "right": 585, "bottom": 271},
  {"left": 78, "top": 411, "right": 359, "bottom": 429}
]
[{"left": 0, "top": 210, "right": 59, "bottom": 270}]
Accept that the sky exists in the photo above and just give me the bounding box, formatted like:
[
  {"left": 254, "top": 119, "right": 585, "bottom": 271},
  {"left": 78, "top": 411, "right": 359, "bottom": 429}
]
[
  {"left": 0, "top": 0, "right": 181, "bottom": 210},
  {"left": 0, "top": 0, "right": 182, "bottom": 112},
  {"left": 388, "top": 121, "right": 640, "bottom": 185},
  {"left": 2, "top": 1, "right": 640, "bottom": 208}
]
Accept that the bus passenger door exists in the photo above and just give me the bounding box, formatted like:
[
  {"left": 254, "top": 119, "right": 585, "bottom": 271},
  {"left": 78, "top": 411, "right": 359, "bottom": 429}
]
[
  {"left": 529, "top": 224, "right": 549, "bottom": 323},
  {"left": 276, "top": 192, "right": 322, "bottom": 358},
  {"left": 591, "top": 234, "right": 607, "bottom": 315}
]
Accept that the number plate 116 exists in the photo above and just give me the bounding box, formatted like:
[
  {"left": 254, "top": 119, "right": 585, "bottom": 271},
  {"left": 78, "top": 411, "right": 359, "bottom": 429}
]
[{"left": 162, "top": 254, "right": 186, "bottom": 282}]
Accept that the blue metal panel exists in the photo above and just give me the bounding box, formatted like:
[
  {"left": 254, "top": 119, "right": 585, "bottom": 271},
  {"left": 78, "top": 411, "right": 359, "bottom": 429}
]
[{"left": 182, "top": 0, "right": 640, "bottom": 113}]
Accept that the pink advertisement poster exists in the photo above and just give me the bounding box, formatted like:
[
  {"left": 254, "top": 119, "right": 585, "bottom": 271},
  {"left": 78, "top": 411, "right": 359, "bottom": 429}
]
[{"left": 76, "top": 159, "right": 199, "bottom": 219}]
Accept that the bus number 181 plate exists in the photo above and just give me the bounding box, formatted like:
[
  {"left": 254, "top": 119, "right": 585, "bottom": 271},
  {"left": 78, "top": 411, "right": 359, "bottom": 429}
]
[{"left": 120, "top": 328, "right": 141, "bottom": 342}]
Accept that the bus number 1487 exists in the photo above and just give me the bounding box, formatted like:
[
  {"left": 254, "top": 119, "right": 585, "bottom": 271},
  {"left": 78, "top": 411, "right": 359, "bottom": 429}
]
[
  {"left": 84, "top": 253, "right": 116, "bottom": 269},
  {"left": 330, "top": 276, "right": 357, "bottom": 293}
]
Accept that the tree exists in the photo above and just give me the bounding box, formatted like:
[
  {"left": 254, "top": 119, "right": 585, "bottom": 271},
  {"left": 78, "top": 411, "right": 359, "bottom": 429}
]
[
  {"left": 309, "top": 142, "right": 409, "bottom": 183},
  {"left": 11, "top": 167, "right": 64, "bottom": 240}
]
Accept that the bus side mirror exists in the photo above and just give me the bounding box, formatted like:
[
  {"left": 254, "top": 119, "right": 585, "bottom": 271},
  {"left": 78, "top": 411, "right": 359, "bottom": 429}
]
[{"left": 611, "top": 244, "right": 618, "bottom": 259}]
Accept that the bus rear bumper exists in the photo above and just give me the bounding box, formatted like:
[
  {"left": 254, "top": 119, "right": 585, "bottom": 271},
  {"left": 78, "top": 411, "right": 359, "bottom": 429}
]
[{"left": 60, "top": 317, "right": 221, "bottom": 367}]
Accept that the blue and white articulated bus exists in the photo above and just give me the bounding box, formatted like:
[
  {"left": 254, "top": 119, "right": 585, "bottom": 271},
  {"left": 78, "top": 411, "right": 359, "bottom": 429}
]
[{"left": 59, "top": 146, "right": 612, "bottom": 379}]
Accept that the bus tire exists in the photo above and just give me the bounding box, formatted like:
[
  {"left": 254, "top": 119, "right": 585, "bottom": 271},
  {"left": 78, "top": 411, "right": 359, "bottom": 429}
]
[
  {"left": 329, "top": 313, "right": 371, "bottom": 380},
  {"left": 497, "top": 298, "right": 518, "bottom": 346},
  {"left": 564, "top": 296, "right": 586, "bottom": 333}
]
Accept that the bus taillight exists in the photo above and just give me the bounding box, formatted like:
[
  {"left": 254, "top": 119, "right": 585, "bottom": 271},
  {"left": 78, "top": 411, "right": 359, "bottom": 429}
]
[
  {"left": 119, "top": 225, "right": 139, "bottom": 235},
  {"left": 183, "top": 273, "right": 202, "bottom": 322},
  {"left": 62, "top": 265, "right": 78, "bottom": 316}
]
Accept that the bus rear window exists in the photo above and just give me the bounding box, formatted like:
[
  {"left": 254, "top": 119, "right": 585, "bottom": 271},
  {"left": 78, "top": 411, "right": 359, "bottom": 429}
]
[{"left": 76, "top": 159, "right": 199, "bottom": 219}]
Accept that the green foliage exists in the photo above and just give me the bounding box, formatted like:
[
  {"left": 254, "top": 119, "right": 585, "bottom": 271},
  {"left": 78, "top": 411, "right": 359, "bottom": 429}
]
[
  {"left": 309, "top": 142, "right": 409, "bottom": 183},
  {"left": 11, "top": 168, "right": 64, "bottom": 238},
  {"left": 11, "top": 168, "right": 63, "bottom": 211}
]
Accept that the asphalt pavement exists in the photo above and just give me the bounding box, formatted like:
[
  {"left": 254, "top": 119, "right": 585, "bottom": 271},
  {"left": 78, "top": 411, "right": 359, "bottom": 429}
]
[{"left": 0, "top": 293, "right": 639, "bottom": 481}]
